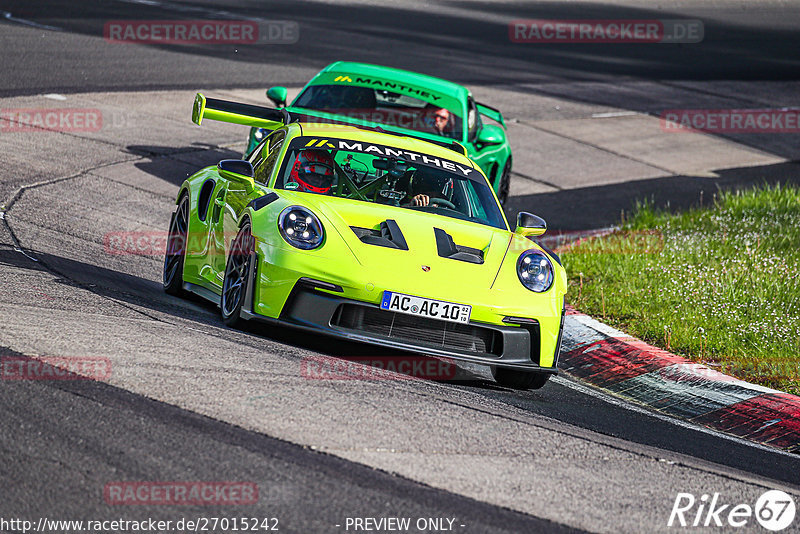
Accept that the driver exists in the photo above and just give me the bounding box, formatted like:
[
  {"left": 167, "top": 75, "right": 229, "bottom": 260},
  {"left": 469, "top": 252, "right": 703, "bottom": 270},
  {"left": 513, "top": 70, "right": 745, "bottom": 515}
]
[
  {"left": 289, "top": 149, "right": 335, "bottom": 194},
  {"left": 408, "top": 173, "right": 454, "bottom": 207},
  {"left": 424, "top": 104, "right": 451, "bottom": 137}
]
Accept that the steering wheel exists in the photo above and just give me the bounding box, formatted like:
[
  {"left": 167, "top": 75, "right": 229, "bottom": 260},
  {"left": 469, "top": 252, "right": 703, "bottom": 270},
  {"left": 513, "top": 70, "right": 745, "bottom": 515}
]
[{"left": 429, "top": 197, "right": 456, "bottom": 210}]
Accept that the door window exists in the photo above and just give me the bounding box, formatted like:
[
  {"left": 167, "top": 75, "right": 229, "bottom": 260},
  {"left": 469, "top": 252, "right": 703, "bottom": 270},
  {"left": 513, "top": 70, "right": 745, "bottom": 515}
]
[{"left": 254, "top": 130, "right": 286, "bottom": 184}]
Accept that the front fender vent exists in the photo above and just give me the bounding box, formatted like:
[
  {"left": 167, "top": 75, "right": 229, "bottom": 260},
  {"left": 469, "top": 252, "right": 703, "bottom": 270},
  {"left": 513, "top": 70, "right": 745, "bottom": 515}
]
[
  {"left": 350, "top": 219, "right": 408, "bottom": 250},
  {"left": 434, "top": 228, "right": 484, "bottom": 264},
  {"left": 247, "top": 192, "right": 279, "bottom": 211}
]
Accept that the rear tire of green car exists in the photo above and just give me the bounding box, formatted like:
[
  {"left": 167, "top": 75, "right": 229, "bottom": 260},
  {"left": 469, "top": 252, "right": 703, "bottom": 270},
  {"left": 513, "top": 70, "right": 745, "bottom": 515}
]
[
  {"left": 492, "top": 367, "right": 550, "bottom": 390},
  {"left": 221, "top": 221, "right": 253, "bottom": 328},
  {"left": 163, "top": 193, "right": 189, "bottom": 297}
]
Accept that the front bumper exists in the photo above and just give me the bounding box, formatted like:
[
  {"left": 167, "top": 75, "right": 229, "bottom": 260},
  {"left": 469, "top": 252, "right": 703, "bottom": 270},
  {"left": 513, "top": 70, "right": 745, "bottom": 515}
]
[{"left": 242, "top": 275, "right": 562, "bottom": 373}]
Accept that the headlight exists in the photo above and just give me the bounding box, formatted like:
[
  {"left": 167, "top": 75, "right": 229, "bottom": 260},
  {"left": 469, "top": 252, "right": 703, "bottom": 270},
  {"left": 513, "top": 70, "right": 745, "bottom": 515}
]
[
  {"left": 254, "top": 128, "right": 266, "bottom": 141},
  {"left": 278, "top": 206, "right": 324, "bottom": 250},
  {"left": 517, "top": 250, "right": 554, "bottom": 292}
]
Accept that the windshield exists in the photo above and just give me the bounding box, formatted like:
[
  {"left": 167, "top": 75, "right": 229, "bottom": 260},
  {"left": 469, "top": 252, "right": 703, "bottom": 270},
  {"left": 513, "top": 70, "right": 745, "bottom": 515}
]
[
  {"left": 293, "top": 85, "right": 464, "bottom": 140},
  {"left": 274, "top": 136, "right": 506, "bottom": 230}
]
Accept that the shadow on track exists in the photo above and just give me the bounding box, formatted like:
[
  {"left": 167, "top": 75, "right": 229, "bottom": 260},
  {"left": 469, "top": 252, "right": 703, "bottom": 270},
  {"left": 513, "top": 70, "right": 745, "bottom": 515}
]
[
  {"left": 15, "top": 246, "right": 498, "bottom": 390},
  {"left": 126, "top": 144, "right": 243, "bottom": 187},
  {"left": 505, "top": 161, "right": 800, "bottom": 230}
]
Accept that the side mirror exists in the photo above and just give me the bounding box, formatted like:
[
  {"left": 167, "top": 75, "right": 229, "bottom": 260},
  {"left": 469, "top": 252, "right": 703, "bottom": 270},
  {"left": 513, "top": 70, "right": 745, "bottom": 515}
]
[
  {"left": 218, "top": 160, "right": 255, "bottom": 192},
  {"left": 477, "top": 124, "right": 505, "bottom": 146},
  {"left": 267, "top": 86, "right": 288, "bottom": 107},
  {"left": 515, "top": 212, "right": 547, "bottom": 237}
]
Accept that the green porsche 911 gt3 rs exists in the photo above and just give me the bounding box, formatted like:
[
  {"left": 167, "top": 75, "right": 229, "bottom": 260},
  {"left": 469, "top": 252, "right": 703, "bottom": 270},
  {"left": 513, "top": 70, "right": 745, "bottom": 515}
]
[
  {"left": 164, "top": 93, "right": 565, "bottom": 390},
  {"left": 247, "top": 62, "right": 514, "bottom": 204}
]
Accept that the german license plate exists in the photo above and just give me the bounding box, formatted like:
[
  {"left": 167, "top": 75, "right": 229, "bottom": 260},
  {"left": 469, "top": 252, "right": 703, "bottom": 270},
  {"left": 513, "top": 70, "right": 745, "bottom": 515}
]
[{"left": 380, "top": 291, "right": 471, "bottom": 324}]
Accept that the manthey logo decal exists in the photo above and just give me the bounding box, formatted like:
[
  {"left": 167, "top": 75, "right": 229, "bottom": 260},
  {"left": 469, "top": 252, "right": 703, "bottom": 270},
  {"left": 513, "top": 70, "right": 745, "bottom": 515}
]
[
  {"left": 328, "top": 74, "right": 442, "bottom": 102},
  {"left": 305, "top": 138, "right": 336, "bottom": 149},
  {"left": 301, "top": 138, "right": 475, "bottom": 177}
]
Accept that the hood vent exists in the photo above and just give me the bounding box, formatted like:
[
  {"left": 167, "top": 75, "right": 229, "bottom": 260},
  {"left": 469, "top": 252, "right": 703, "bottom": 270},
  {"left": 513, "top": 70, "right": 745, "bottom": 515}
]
[
  {"left": 434, "top": 228, "right": 484, "bottom": 264},
  {"left": 350, "top": 219, "right": 409, "bottom": 250}
]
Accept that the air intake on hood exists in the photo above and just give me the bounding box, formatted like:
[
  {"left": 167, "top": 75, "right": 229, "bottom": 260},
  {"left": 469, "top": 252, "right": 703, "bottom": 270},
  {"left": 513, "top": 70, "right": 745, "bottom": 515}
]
[
  {"left": 434, "top": 228, "right": 484, "bottom": 264},
  {"left": 350, "top": 219, "right": 409, "bottom": 250}
]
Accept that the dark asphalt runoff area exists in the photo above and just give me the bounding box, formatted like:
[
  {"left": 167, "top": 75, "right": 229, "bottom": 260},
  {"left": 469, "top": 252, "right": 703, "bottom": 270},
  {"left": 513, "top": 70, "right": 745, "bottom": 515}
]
[{"left": 1, "top": 0, "right": 799, "bottom": 532}]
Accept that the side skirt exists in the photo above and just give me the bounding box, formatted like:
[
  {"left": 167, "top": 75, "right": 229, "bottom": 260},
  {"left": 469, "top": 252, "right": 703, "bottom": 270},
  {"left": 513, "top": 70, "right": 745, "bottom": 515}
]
[{"left": 183, "top": 281, "right": 221, "bottom": 307}]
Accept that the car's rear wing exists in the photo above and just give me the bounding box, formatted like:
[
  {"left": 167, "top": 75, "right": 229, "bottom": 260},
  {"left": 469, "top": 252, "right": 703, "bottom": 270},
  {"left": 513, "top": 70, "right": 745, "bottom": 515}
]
[
  {"left": 192, "top": 93, "right": 290, "bottom": 130},
  {"left": 476, "top": 102, "right": 506, "bottom": 128}
]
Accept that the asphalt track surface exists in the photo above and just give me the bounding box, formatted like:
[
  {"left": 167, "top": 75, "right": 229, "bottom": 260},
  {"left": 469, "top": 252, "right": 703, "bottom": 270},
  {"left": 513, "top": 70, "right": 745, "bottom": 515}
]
[{"left": 1, "top": 1, "right": 800, "bottom": 533}]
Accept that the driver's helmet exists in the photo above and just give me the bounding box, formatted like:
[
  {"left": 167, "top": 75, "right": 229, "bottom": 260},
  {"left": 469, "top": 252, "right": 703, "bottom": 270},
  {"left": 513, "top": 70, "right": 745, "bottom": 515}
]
[
  {"left": 290, "top": 149, "right": 335, "bottom": 194},
  {"left": 410, "top": 172, "right": 454, "bottom": 201}
]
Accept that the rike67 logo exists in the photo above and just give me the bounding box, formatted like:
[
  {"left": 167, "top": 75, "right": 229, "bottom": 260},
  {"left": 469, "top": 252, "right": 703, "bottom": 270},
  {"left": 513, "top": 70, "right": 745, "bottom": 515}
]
[{"left": 669, "top": 490, "right": 796, "bottom": 531}]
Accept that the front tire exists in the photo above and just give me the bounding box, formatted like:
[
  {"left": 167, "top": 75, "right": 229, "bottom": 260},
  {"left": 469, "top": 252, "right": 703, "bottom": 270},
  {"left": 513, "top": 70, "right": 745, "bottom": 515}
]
[
  {"left": 221, "top": 221, "right": 254, "bottom": 328},
  {"left": 492, "top": 367, "right": 550, "bottom": 390},
  {"left": 163, "top": 193, "right": 189, "bottom": 296}
]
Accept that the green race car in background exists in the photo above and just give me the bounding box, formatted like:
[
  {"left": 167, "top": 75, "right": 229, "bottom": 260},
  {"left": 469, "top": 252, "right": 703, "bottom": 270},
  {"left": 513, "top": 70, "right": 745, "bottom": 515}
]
[
  {"left": 166, "top": 94, "right": 564, "bottom": 390},
  {"left": 247, "top": 62, "right": 514, "bottom": 204}
]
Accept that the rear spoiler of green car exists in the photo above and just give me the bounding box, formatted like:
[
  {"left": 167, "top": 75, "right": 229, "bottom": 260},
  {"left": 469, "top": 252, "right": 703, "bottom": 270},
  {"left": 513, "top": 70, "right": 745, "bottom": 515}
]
[
  {"left": 192, "top": 93, "right": 290, "bottom": 129},
  {"left": 476, "top": 102, "right": 506, "bottom": 128}
]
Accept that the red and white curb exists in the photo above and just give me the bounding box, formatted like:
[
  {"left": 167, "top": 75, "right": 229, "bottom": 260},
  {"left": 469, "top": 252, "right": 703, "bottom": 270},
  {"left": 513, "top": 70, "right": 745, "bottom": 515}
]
[{"left": 559, "top": 307, "right": 800, "bottom": 454}]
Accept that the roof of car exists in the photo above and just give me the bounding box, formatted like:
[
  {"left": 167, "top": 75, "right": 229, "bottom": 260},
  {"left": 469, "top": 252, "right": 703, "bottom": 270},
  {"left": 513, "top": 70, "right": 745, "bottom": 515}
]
[
  {"left": 293, "top": 122, "right": 475, "bottom": 168},
  {"left": 317, "top": 62, "right": 470, "bottom": 101}
]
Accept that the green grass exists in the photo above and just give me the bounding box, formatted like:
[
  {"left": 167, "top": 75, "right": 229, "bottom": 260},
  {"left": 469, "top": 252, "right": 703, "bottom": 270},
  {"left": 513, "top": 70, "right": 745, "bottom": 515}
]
[{"left": 562, "top": 184, "right": 800, "bottom": 395}]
